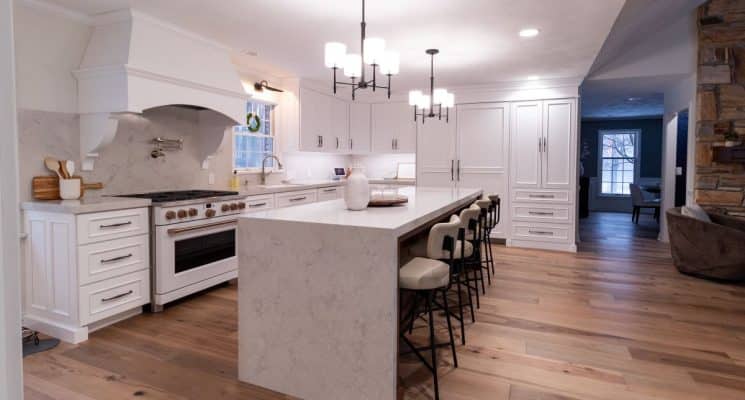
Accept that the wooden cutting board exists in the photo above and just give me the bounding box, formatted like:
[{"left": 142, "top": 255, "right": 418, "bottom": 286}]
[
  {"left": 368, "top": 195, "right": 408, "bottom": 207},
  {"left": 32, "top": 176, "right": 104, "bottom": 200}
]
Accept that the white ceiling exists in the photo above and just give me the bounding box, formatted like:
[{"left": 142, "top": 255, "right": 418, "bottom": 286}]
[
  {"left": 580, "top": 0, "right": 705, "bottom": 119},
  {"left": 43, "top": 0, "right": 625, "bottom": 91}
]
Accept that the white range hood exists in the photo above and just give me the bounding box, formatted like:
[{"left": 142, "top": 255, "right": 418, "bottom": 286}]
[{"left": 73, "top": 9, "right": 249, "bottom": 170}]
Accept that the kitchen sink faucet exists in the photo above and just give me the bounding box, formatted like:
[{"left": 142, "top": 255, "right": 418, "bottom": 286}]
[{"left": 261, "top": 155, "right": 283, "bottom": 185}]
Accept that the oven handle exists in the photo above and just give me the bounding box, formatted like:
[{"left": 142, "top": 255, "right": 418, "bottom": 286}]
[{"left": 167, "top": 219, "right": 238, "bottom": 235}]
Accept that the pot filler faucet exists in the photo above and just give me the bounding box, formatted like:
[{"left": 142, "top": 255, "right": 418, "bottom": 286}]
[{"left": 261, "top": 155, "right": 283, "bottom": 185}]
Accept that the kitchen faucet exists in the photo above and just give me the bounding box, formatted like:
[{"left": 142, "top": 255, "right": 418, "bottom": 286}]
[{"left": 261, "top": 155, "right": 283, "bottom": 185}]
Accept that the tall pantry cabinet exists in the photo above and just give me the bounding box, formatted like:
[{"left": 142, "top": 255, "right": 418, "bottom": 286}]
[
  {"left": 417, "top": 97, "right": 578, "bottom": 252},
  {"left": 509, "top": 98, "right": 577, "bottom": 252}
]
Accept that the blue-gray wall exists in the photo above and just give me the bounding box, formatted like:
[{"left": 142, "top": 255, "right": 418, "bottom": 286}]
[{"left": 580, "top": 118, "right": 663, "bottom": 178}]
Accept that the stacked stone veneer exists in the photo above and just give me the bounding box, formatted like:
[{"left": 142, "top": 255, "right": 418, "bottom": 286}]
[{"left": 696, "top": 0, "right": 745, "bottom": 217}]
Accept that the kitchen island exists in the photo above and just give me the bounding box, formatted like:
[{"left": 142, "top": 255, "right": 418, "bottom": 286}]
[{"left": 236, "top": 186, "right": 482, "bottom": 400}]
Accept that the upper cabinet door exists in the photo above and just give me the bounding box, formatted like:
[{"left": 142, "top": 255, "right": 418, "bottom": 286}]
[
  {"left": 510, "top": 101, "right": 542, "bottom": 189},
  {"left": 329, "top": 97, "right": 349, "bottom": 152},
  {"left": 416, "top": 110, "right": 456, "bottom": 188},
  {"left": 349, "top": 102, "right": 371, "bottom": 153},
  {"left": 371, "top": 102, "right": 416, "bottom": 153},
  {"left": 299, "top": 87, "right": 329, "bottom": 151},
  {"left": 542, "top": 99, "right": 575, "bottom": 189}
]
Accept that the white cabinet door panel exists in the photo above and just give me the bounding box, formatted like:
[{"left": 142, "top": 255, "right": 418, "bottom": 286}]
[
  {"left": 349, "top": 102, "right": 371, "bottom": 153},
  {"left": 417, "top": 110, "right": 456, "bottom": 188},
  {"left": 542, "top": 99, "right": 575, "bottom": 189},
  {"left": 510, "top": 101, "right": 542, "bottom": 188},
  {"left": 330, "top": 97, "right": 349, "bottom": 152},
  {"left": 372, "top": 102, "right": 415, "bottom": 153}
]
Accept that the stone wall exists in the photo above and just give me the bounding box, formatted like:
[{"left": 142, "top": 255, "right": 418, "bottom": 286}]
[{"left": 695, "top": 0, "right": 745, "bottom": 216}]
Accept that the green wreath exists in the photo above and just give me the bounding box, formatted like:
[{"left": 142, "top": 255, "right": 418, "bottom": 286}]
[{"left": 246, "top": 112, "right": 261, "bottom": 133}]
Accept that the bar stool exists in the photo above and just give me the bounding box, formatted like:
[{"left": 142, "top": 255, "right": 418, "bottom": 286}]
[
  {"left": 399, "top": 215, "right": 461, "bottom": 400},
  {"left": 486, "top": 194, "right": 501, "bottom": 276},
  {"left": 458, "top": 204, "right": 486, "bottom": 307},
  {"left": 475, "top": 199, "right": 494, "bottom": 286}
]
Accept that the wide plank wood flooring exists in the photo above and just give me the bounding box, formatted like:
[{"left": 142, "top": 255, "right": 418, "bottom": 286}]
[{"left": 24, "top": 212, "right": 745, "bottom": 399}]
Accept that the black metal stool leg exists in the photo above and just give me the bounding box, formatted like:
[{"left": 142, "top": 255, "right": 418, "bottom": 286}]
[
  {"left": 426, "top": 291, "right": 439, "bottom": 400},
  {"left": 442, "top": 288, "right": 458, "bottom": 368},
  {"left": 454, "top": 272, "right": 466, "bottom": 344}
]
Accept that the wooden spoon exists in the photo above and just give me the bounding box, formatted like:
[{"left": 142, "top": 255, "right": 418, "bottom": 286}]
[
  {"left": 44, "top": 157, "right": 62, "bottom": 178},
  {"left": 59, "top": 160, "right": 70, "bottom": 179}
]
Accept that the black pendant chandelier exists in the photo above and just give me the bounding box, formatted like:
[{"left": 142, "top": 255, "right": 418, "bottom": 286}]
[
  {"left": 324, "top": 0, "right": 399, "bottom": 100},
  {"left": 409, "top": 49, "right": 454, "bottom": 123}
]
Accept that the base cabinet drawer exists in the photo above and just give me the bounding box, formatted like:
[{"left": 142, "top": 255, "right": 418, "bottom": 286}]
[
  {"left": 512, "top": 204, "right": 571, "bottom": 223},
  {"left": 78, "top": 234, "right": 150, "bottom": 285},
  {"left": 79, "top": 269, "right": 149, "bottom": 325},
  {"left": 244, "top": 195, "right": 275, "bottom": 212},
  {"left": 276, "top": 190, "right": 318, "bottom": 208},
  {"left": 77, "top": 208, "right": 149, "bottom": 245},
  {"left": 512, "top": 222, "right": 570, "bottom": 243},
  {"left": 513, "top": 189, "right": 570, "bottom": 203},
  {"left": 317, "top": 186, "right": 343, "bottom": 202}
]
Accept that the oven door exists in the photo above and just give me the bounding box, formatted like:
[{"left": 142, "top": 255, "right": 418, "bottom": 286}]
[{"left": 154, "top": 215, "right": 238, "bottom": 295}]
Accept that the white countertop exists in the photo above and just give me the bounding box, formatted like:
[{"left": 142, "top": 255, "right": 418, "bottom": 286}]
[
  {"left": 20, "top": 196, "right": 152, "bottom": 214},
  {"left": 241, "top": 186, "right": 482, "bottom": 236}
]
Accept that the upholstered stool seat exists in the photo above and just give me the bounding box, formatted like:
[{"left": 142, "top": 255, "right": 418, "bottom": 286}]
[{"left": 399, "top": 258, "right": 450, "bottom": 290}]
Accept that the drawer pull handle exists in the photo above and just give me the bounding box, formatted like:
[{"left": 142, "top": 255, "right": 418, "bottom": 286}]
[
  {"left": 248, "top": 202, "right": 268, "bottom": 208},
  {"left": 289, "top": 196, "right": 307, "bottom": 202},
  {"left": 323, "top": 188, "right": 337, "bottom": 192},
  {"left": 100, "top": 221, "right": 132, "bottom": 228},
  {"left": 528, "top": 211, "right": 554, "bottom": 216},
  {"left": 101, "top": 253, "right": 133, "bottom": 264},
  {"left": 528, "top": 194, "right": 554, "bottom": 199},
  {"left": 529, "top": 230, "right": 554, "bottom": 236},
  {"left": 101, "top": 290, "right": 133, "bottom": 302}
]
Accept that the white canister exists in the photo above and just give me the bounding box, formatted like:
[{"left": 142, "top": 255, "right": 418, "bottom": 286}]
[
  {"left": 59, "top": 178, "right": 81, "bottom": 200},
  {"left": 344, "top": 167, "right": 370, "bottom": 210}
]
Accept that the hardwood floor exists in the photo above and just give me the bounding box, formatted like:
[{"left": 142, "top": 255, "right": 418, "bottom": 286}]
[{"left": 24, "top": 212, "right": 745, "bottom": 399}]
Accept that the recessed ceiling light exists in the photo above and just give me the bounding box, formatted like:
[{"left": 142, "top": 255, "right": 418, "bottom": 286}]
[
  {"left": 527, "top": 75, "right": 539, "bottom": 81},
  {"left": 519, "top": 28, "right": 540, "bottom": 38},
  {"left": 241, "top": 49, "right": 258, "bottom": 57},
  {"left": 627, "top": 97, "right": 642, "bottom": 102}
]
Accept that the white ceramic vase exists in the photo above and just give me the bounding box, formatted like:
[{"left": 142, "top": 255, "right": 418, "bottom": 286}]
[{"left": 344, "top": 167, "right": 370, "bottom": 210}]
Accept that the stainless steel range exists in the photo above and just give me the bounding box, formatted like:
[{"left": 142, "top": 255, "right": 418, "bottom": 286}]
[{"left": 117, "top": 190, "right": 250, "bottom": 312}]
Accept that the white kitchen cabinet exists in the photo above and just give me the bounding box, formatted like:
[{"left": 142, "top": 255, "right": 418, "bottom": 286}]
[
  {"left": 329, "top": 96, "right": 350, "bottom": 152},
  {"left": 22, "top": 208, "right": 151, "bottom": 344},
  {"left": 371, "top": 102, "right": 416, "bottom": 153},
  {"left": 317, "top": 186, "right": 343, "bottom": 201},
  {"left": 299, "top": 87, "right": 349, "bottom": 153},
  {"left": 509, "top": 98, "right": 577, "bottom": 252},
  {"left": 416, "top": 102, "right": 510, "bottom": 238},
  {"left": 542, "top": 99, "right": 575, "bottom": 189},
  {"left": 349, "top": 102, "right": 371, "bottom": 153},
  {"left": 275, "top": 189, "right": 318, "bottom": 208},
  {"left": 510, "top": 101, "right": 542, "bottom": 189}
]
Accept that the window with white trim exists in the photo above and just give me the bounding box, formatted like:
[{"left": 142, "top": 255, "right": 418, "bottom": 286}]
[
  {"left": 599, "top": 130, "right": 638, "bottom": 196},
  {"left": 233, "top": 102, "right": 275, "bottom": 171}
]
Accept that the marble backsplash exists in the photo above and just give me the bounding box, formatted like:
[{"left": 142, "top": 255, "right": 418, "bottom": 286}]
[{"left": 18, "top": 107, "right": 236, "bottom": 201}]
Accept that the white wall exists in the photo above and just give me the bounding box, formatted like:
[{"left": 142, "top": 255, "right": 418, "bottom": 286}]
[
  {"left": 658, "top": 11, "right": 698, "bottom": 242},
  {"left": 1, "top": 0, "right": 23, "bottom": 398},
  {"left": 13, "top": 0, "right": 91, "bottom": 113}
]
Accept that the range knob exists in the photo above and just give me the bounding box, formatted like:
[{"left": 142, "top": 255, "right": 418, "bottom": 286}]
[
  {"left": 238, "top": 202, "right": 246, "bottom": 210},
  {"left": 177, "top": 209, "right": 187, "bottom": 219},
  {"left": 188, "top": 208, "right": 198, "bottom": 217},
  {"left": 205, "top": 209, "right": 216, "bottom": 218},
  {"left": 230, "top": 203, "right": 238, "bottom": 211},
  {"left": 165, "top": 211, "right": 176, "bottom": 220},
  {"left": 221, "top": 204, "right": 230, "bottom": 212}
]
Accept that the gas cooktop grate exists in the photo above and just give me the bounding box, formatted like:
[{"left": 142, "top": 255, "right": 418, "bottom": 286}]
[{"left": 116, "top": 190, "right": 239, "bottom": 203}]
